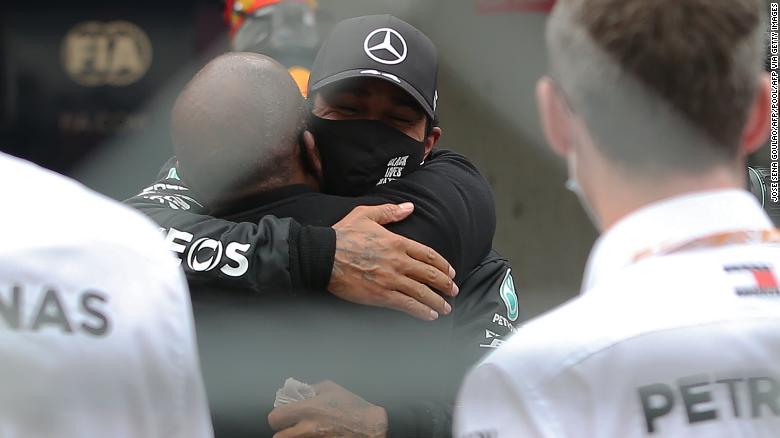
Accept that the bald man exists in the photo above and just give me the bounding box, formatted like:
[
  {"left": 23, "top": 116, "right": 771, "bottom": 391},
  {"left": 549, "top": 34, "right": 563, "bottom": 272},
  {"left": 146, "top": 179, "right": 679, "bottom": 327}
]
[
  {"left": 170, "top": 53, "right": 313, "bottom": 212},
  {"left": 126, "top": 52, "right": 509, "bottom": 438}
]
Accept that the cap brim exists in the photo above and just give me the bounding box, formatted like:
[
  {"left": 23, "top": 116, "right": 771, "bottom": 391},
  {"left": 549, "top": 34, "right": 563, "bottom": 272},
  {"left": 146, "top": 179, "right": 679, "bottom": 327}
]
[{"left": 309, "top": 69, "right": 435, "bottom": 120}]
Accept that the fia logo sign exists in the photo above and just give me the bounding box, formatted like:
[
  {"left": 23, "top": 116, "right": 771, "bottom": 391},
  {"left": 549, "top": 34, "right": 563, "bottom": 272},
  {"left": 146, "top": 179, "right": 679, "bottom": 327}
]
[{"left": 61, "top": 21, "right": 153, "bottom": 87}]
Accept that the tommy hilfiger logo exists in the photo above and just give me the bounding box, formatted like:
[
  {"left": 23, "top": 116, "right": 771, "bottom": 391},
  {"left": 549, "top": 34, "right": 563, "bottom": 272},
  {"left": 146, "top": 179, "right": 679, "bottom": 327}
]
[{"left": 723, "top": 264, "right": 780, "bottom": 297}]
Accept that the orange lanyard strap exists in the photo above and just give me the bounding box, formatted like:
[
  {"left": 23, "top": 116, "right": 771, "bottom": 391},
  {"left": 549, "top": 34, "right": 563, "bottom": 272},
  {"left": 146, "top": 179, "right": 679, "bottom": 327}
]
[{"left": 632, "top": 229, "right": 780, "bottom": 263}]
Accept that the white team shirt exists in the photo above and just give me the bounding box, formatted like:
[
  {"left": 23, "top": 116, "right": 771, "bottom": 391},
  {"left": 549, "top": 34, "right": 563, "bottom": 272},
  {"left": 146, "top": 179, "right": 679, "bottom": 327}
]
[
  {"left": 0, "top": 153, "right": 213, "bottom": 438},
  {"left": 455, "top": 190, "right": 780, "bottom": 438}
]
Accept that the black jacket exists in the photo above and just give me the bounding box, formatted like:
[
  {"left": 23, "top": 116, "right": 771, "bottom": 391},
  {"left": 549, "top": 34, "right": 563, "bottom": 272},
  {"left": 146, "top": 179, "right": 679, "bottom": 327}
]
[{"left": 125, "top": 149, "right": 521, "bottom": 438}]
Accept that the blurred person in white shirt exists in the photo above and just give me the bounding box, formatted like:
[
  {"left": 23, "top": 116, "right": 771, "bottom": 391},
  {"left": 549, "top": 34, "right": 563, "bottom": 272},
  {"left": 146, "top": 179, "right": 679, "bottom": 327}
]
[
  {"left": 455, "top": 0, "right": 780, "bottom": 437},
  {"left": 0, "top": 151, "right": 212, "bottom": 438}
]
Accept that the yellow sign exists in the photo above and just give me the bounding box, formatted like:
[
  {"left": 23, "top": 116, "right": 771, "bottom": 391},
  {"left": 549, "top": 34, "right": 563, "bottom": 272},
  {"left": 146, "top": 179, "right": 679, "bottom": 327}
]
[{"left": 61, "top": 21, "right": 153, "bottom": 87}]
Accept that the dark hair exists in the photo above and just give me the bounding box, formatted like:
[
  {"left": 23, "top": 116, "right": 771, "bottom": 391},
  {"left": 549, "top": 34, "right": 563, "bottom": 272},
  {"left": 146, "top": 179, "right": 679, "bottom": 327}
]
[
  {"left": 548, "top": 0, "right": 765, "bottom": 172},
  {"left": 425, "top": 114, "right": 439, "bottom": 137}
]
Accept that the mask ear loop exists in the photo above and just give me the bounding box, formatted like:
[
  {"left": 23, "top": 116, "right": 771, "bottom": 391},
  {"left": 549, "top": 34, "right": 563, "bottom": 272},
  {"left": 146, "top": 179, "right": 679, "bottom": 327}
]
[
  {"left": 298, "top": 100, "right": 319, "bottom": 178},
  {"left": 551, "top": 77, "right": 603, "bottom": 229},
  {"left": 422, "top": 114, "right": 438, "bottom": 164}
]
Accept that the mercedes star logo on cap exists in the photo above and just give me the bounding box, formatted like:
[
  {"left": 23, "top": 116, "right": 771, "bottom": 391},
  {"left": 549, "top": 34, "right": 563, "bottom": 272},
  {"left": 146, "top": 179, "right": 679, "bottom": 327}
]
[
  {"left": 363, "top": 28, "right": 407, "bottom": 65},
  {"left": 309, "top": 15, "right": 437, "bottom": 120}
]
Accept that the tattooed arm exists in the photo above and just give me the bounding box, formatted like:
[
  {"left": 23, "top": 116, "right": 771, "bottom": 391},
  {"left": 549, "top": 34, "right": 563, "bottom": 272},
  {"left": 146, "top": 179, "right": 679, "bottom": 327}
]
[{"left": 328, "top": 204, "right": 456, "bottom": 320}]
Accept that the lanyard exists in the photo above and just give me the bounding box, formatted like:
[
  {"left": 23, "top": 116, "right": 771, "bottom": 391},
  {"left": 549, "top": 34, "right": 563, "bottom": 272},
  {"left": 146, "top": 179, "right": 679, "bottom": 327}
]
[{"left": 632, "top": 229, "right": 780, "bottom": 264}]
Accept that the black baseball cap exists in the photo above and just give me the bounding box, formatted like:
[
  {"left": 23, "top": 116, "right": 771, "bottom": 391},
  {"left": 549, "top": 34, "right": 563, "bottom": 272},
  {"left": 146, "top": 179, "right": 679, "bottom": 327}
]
[{"left": 307, "top": 15, "right": 439, "bottom": 120}]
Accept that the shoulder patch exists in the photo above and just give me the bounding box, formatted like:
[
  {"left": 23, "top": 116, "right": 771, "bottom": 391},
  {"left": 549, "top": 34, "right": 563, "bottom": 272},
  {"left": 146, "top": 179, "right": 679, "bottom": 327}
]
[
  {"left": 166, "top": 167, "right": 180, "bottom": 181},
  {"left": 500, "top": 268, "right": 519, "bottom": 321}
]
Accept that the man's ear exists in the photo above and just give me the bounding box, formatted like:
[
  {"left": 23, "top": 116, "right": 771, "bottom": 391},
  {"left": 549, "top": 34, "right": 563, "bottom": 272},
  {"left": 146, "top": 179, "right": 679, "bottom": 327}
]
[
  {"left": 302, "top": 130, "right": 323, "bottom": 181},
  {"left": 537, "top": 76, "right": 574, "bottom": 158},
  {"left": 423, "top": 127, "right": 442, "bottom": 160},
  {"left": 741, "top": 72, "right": 771, "bottom": 156}
]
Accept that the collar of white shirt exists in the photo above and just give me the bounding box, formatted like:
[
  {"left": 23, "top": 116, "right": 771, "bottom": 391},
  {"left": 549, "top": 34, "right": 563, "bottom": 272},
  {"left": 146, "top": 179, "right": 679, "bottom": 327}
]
[{"left": 581, "top": 189, "right": 773, "bottom": 293}]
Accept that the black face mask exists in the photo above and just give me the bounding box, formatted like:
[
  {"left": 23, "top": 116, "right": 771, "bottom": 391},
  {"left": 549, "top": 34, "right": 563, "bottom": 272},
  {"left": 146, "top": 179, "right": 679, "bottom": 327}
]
[{"left": 308, "top": 116, "right": 426, "bottom": 196}]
